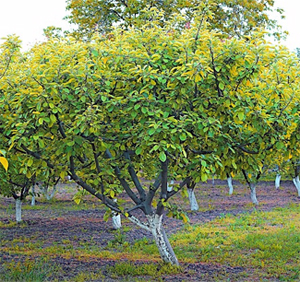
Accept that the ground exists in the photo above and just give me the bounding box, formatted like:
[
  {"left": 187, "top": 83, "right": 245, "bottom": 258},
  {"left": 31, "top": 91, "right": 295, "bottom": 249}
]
[{"left": 0, "top": 179, "right": 299, "bottom": 281}]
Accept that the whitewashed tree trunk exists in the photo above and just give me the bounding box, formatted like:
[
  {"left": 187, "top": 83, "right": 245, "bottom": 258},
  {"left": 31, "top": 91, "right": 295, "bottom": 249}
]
[
  {"left": 187, "top": 188, "right": 199, "bottom": 211},
  {"left": 112, "top": 214, "right": 121, "bottom": 229},
  {"left": 292, "top": 176, "right": 300, "bottom": 197},
  {"left": 146, "top": 214, "right": 179, "bottom": 265},
  {"left": 31, "top": 185, "right": 36, "bottom": 206},
  {"left": 227, "top": 177, "right": 233, "bottom": 195},
  {"left": 212, "top": 175, "right": 215, "bottom": 186},
  {"left": 15, "top": 199, "right": 22, "bottom": 222},
  {"left": 111, "top": 199, "right": 121, "bottom": 229},
  {"left": 275, "top": 174, "right": 281, "bottom": 189},
  {"left": 167, "top": 180, "right": 174, "bottom": 192},
  {"left": 42, "top": 186, "right": 57, "bottom": 200},
  {"left": 250, "top": 183, "right": 259, "bottom": 205}
]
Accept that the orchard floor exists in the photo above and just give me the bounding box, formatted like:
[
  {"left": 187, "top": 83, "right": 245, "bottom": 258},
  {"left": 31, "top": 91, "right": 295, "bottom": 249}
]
[{"left": 0, "top": 179, "right": 300, "bottom": 281}]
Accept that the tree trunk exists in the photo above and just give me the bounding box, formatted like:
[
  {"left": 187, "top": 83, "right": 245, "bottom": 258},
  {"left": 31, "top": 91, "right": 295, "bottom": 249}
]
[
  {"left": 31, "top": 185, "right": 36, "bottom": 206},
  {"left": 227, "top": 176, "right": 233, "bottom": 195},
  {"left": 292, "top": 176, "right": 300, "bottom": 197},
  {"left": 111, "top": 199, "right": 121, "bottom": 229},
  {"left": 112, "top": 214, "right": 121, "bottom": 229},
  {"left": 16, "top": 199, "right": 22, "bottom": 222},
  {"left": 250, "top": 183, "right": 259, "bottom": 205},
  {"left": 275, "top": 174, "right": 281, "bottom": 189},
  {"left": 42, "top": 186, "right": 56, "bottom": 200},
  {"left": 187, "top": 188, "right": 199, "bottom": 211},
  {"left": 146, "top": 214, "right": 179, "bottom": 265},
  {"left": 167, "top": 180, "right": 174, "bottom": 192}
]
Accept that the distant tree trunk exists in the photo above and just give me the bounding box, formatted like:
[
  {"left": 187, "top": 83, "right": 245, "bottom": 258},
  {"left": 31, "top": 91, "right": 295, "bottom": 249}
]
[
  {"left": 227, "top": 175, "right": 233, "bottom": 195},
  {"left": 292, "top": 176, "right": 300, "bottom": 197},
  {"left": 250, "top": 183, "right": 259, "bottom": 205},
  {"left": 187, "top": 189, "right": 199, "bottom": 211},
  {"left": 112, "top": 214, "right": 121, "bottom": 229},
  {"left": 167, "top": 179, "right": 174, "bottom": 192},
  {"left": 146, "top": 213, "right": 179, "bottom": 266},
  {"left": 111, "top": 199, "right": 121, "bottom": 229},
  {"left": 15, "top": 198, "right": 22, "bottom": 222},
  {"left": 31, "top": 185, "right": 36, "bottom": 206},
  {"left": 41, "top": 185, "right": 57, "bottom": 200},
  {"left": 275, "top": 174, "right": 281, "bottom": 189},
  {"left": 187, "top": 180, "right": 199, "bottom": 211}
]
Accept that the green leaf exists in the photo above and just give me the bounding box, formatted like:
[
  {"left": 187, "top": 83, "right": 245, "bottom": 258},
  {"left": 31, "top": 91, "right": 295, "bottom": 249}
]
[
  {"left": 179, "top": 133, "right": 186, "bottom": 141},
  {"left": 159, "top": 151, "right": 167, "bottom": 162},
  {"left": 148, "top": 128, "right": 156, "bottom": 135},
  {"left": 135, "top": 147, "right": 143, "bottom": 155},
  {"left": 201, "top": 173, "right": 208, "bottom": 182},
  {"left": 238, "top": 112, "right": 244, "bottom": 120},
  {"left": 219, "top": 83, "right": 225, "bottom": 90},
  {"left": 92, "top": 49, "right": 99, "bottom": 57}
]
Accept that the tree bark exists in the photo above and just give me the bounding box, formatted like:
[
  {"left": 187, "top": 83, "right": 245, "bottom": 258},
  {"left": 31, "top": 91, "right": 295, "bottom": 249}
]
[
  {"left": 15, "top": 199, "right": 22, "bottom": 222},
  {"left": 250, "top": 183, "right": 259, "bottom": 205},
  {"left": 146, "top": 214, "right": 179, "bottom": 265},
  {"left": 187, "top": 188, "right": 199, "bottom": 211},
  {"left": 292, "top": 176, "right": 300, "bottom": 197},
  {"left": 31, "top": 185, "right": 36, "bottom": 206},
  {"left": 227, "top": 176, "right": 233, "bottom": 195},
  {"left": 275, "top": 174, "right": 281, "bottom": 189}
]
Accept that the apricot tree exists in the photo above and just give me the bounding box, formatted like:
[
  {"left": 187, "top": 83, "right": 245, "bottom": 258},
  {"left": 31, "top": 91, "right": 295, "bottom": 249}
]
[{"left": 1, "top": 11, "right": 298, "bottom": 264}]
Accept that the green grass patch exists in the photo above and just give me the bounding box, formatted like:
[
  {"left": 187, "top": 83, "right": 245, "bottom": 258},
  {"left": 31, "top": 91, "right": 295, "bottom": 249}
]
[
  {"left": 0, "top": 257, "right": 61, "bottom": 282},
  {"left": 106, "top": 261, "right": 183, "bottom": 280},
  {"left": 167, "top": 204, "right": 300, "bottom": 280}
]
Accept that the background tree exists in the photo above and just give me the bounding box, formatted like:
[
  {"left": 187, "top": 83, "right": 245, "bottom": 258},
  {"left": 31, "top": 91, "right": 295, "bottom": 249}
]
[{"left": 64, "top": 0, "right": 285, "bottom": 40}]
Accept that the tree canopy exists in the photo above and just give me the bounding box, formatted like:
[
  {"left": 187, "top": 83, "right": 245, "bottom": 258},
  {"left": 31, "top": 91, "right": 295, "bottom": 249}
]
[{"left": 64, "top": 0, "right": 285, "bottom": 40}]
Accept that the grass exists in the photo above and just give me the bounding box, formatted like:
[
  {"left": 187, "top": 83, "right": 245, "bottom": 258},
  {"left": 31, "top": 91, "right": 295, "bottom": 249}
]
[
  {"left": 0, "top": 257, "right": 61, "bottom": 282},
  {"left": 168, "top": 203, "right": 300, "bottom": 281},
  {"left": 106, "top": 261, "right": 183, "bottom": 280}
]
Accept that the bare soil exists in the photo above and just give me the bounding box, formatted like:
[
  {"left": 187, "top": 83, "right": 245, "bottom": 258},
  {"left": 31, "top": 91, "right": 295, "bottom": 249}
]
[{"left": 0, "top": 179, "right": 299, "bottom": 281}]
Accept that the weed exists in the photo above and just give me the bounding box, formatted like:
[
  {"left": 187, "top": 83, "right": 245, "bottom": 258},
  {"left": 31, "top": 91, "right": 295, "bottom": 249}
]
[
  {"left": 0, "top": 257, "right": 60, "bottom": 282},
  {"left": 106, "top": 261, "right": 183, "bottom": 279},
  {"left": 71, "top": 270, "right": 105, "bottom": 282}
]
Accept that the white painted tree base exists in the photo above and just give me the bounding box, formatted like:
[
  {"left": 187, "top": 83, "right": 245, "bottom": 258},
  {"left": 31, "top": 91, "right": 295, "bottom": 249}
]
[
  {"left": 275, "top": 174, "right": 281, "bottom": 189},
  {"left": 167, "top": 180, "right": 174, "bottom": 192},
  {"left": 16, "top": 199, "right": 22, "bottom": 222},
  {"left": 42, "top": 186, "right": 57, "bottom": 200},
  {"left": 112, "top": 214, "right": 121, "bottom": 229},
  {"left": 292, "top": 176, "right": 300, "bottom": 197},
  {"left": 227, "top": 177, "right": 233, "bottom": 195},
  {"left": 31, "top": 185, "right": 35, "bottom": 206},
  {"left": 250, "top": 183, "right": 259, "bottom": 205},
  {"left": 146, "top": 214, "right": 179, "bottom": 265},
  {"left": 187, "top": 189, "right": 199, "bottom": 211}
]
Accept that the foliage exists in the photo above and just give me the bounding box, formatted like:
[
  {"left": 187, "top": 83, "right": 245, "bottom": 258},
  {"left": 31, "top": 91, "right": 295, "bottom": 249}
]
[{"left": 64, "top": 0, "right": 285, "bottom": 40}]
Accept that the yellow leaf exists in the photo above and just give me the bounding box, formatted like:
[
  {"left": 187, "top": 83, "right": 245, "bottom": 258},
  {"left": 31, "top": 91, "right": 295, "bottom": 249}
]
[
  {"left": 0, "top": 157, "right": 8, "bottom": 171},
  {"left": 195, "top": 74, "right": 201, "bottom": 82}
]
